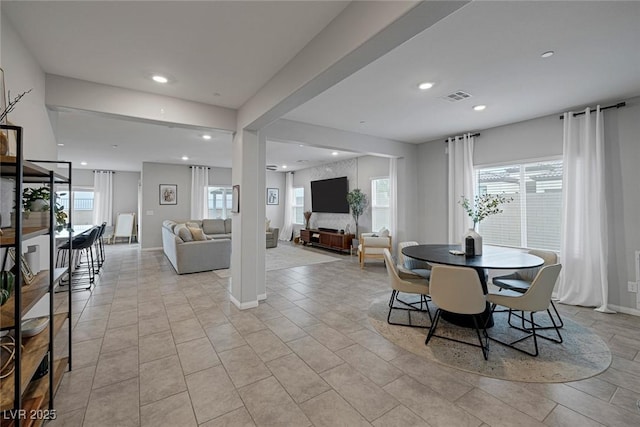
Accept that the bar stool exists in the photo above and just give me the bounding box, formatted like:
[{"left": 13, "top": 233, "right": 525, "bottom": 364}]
[{"left": 56, "top": 226, "right": 100, "bottom": 290}]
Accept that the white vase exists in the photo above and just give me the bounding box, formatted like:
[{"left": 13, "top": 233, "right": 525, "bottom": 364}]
[{"left": 462, "top": 228, "right": 483, "bottom": 256}]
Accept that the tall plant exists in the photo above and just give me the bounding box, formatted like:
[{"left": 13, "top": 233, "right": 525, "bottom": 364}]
[{"left": 346, "top": 189, "right": 367, "bottom": 237}]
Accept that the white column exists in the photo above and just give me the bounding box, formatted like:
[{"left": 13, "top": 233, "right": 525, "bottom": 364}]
[{"left": 230, "top": 129, "right": 266, "bottom": 309}]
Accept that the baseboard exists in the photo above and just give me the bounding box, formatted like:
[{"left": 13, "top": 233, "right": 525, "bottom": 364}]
[
  {"left": 230, "top": 294, "right": 259, "bottom": 310},
  {"left": 608, "top": 304, "right": 640, "bottom": 317},
  {"left": 258, "top": 293, "right": 267, "bottom": 301},
  {"left": 141, "top": 247, "right": 162, "bottom": 251}
]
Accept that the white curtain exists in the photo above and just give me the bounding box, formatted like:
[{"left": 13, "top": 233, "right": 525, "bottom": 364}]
[
  {"left": 557, "top": 107, "right": 613, "bottom": 313},
  {"left": 388, "top": 158, "right": 398, "bottom": 245},
  {"left": 93, "top": 171, "right": 113, "bottom": 226},
  {"left": 190, "top": 166, "right": 209, "bottom": 220},
  {"left": 447, "top": 134, "right": 475, "bottom": 244},
  {"left": 279, "top": 172, "right": 294, "bottom": 241}
]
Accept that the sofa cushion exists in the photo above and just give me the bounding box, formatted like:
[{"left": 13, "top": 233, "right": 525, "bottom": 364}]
[
  {"left": 224, "top": 218, "right": 232, "bottom": 234},
  {"left": 188, "top": 226, "right": 207, "bottom": 241},
  {"left": 186, "top": 221, "right": 202, "bottom": 229},
  {"left": 202, "top": 219, "right": 225, "bottom": 235},
  {"left": 209, "top": 233, "right": 231, "bottom": 240},
  {"left": 162, "top": 220, "right": 178, "bottom": 232},
  {"left": 174, "top": 223, "right": 193, "bottom": 242}
]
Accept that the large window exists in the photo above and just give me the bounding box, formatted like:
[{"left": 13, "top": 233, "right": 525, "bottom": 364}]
[
  {"left": 57, "top": 189, "right": 95, "bottom": 226},
  {"left": 207, "top": 186, "right": 232, "bottom": 219},
  {"left": 476, "top": 159, "right": 562, "bottom": 251},
  {"left": 371, "top": 177, "right": 390, "bottom": 231},
  {"left": 292, "top": 187, "right": 304, "bottom": 224}
]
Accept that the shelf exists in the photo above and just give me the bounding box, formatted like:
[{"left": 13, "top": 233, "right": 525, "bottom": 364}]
[
  {"left": 0, "top": 312, "right": 67, "bottom": 411},
  {"left": 0, "top": 156, "right": 68, "bottom": 183},
  {"left": 19, "top": 357, "right": 68, "bottom": 427},
  {"left": 2, "top": 396, "right": 44, "bottom": 427},
  {"left": 0, "top": 269, "right": 64, "bottom": 331},
  {"left": 0, "top": 227, "right": 50, "bottom": 247}
]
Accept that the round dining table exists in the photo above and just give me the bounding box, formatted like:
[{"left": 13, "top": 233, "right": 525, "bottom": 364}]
[{"left": 401, "top": 244, "right": 544, "bottom": 328}]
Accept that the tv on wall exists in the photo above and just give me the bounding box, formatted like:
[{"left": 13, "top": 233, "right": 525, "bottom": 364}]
[{"left": 311, "top": 177, "right": 349, "bottom": 213}]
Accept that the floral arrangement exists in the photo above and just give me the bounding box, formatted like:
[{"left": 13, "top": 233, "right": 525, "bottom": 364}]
[
  {"left": 303, "top": 211, "right": 312, "bottom": 229},
  {"left": 0, "top": 89, "right": 32, "bottom": 123},
  {"left": 460, "top": 193, "right": 513, "bottom": 228}
]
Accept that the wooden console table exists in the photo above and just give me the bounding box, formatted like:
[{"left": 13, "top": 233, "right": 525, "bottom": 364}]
[{"left": 300, "top": 229, "right": 354, "bottom": 253}]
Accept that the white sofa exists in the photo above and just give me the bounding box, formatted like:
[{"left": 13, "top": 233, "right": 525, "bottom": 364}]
[{"left": 162, "top": 220, "right": 231, "bottom": 274}]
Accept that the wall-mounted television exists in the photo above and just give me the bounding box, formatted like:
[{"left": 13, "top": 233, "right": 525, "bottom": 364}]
[{"left": 311, "top": 177, "right": 349, "bottom": 213}]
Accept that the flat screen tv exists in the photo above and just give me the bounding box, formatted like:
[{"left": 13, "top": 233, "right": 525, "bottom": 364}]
[{"left": 311, "top": 177, "right": 349, "bottom": 213}]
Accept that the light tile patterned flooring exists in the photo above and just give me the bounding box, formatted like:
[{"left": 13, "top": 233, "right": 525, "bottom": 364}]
[{"left": 47, "top": 243, "right": 640, "bottom": 426}]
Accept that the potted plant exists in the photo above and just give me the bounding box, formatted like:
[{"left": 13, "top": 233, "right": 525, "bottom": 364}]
[
  {"left": 15, "top": 187, "right": 68, "bottom": 230},
  {"left": 346, "top": 188, "right": 367, "bottom": 238},
  {"left": 459, "top": 193, "right": 513, "bottom": 255}
]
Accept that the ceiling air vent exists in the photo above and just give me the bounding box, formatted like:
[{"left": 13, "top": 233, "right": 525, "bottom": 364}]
[
  {"left": 443, "top": 90, "right": 472, "bottom": 102},
  {"left": 266, "top": 165, "right": 277, "bottom": 171}
]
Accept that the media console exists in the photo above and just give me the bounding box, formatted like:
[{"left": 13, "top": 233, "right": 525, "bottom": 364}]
[{"left": 300, "top": 229, "right": 354, "bottom": 253}]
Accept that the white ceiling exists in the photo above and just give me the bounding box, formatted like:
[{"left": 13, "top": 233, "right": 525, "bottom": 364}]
[
  {"left": 286, "top": 1, "right": 640, "bottom": 143},
  {"left": 4, "top": 1, "right": 640, "bottom": 171}
]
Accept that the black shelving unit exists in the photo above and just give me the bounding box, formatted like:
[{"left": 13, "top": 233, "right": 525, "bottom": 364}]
[{"left": 0, "top": 124, "right": 73, "bottom": 426}]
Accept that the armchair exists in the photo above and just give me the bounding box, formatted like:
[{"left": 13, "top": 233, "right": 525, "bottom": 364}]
[
  {"left": 358, "top": 231, "right": 392, "bottom": 268},
  {"left": 266, "top": 227, "right": 279, "bottom": 248}
]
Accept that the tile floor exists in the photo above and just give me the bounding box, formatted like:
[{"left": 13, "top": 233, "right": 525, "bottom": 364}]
[{"left": 47, "top": 243, "right": 640, "bottom": 426}]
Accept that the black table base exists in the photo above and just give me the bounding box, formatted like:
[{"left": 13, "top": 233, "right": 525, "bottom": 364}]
[{"left": 441, "top": 302, "right": 494, "bottom": 329}]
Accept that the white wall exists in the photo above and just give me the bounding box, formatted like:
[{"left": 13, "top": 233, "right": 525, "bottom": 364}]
[
  {"left": 141, "top": 162, "right": 190, "bottom": 249},
  {"left": 292, "top": 156, "right": 390, "bottom": 237},
  {"left": 1, "top": 14, "right": 57, "bottom": 160},
  {"left": 208, "top": 167, "right": 232, "bottom": 186},
  {"left": 417, "top": 97, "right": 640, "bottom": 310}
]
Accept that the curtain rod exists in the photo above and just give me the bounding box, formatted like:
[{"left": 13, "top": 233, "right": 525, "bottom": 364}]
[
  {"left": 189, "top": 166, "right": 211, "bottom": 169},
  {"left": 444, "top": 132, "right": 480, "bottom": 142},
  {"left": 559, "top": 102, "right": 626, "bottom": 120}
]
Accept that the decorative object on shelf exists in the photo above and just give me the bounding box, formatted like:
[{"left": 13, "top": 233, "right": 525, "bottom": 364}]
[
  {"left": 21, "top": 316, "right": 49, "bottom": 337},
  {"left": 159, "top": 184, "right": 178, "bottom": 205},
  {"left": 23, "top": 186, "right": 51, "bottom": 212},
  {"left": 266, "top": 188, "right": 279, "bottom": 205},
  {"left": 8, "top": 248, "right": 36, "bottom": 286},
  {"left": 0, "top": 335, "right": 17, "bottom": 379},
  {"left": 0, "top": 271, "right": 14, "bottom": 306},
  {"left": 346, "top": 188, "right": 367, "bottom": 237},
  {"left": 459, "top": 193, "right": 513, "bottom": 255},
  {"left": 231, "top": 185, "right": 240, "bottom": 213},
  {"left": 0, "top": 88, "right": 31, "bottom": 124},
  {"left": 303, "top": 210, "right": 312, "bottom": 229},
  {"left": 0, "top": 85, "right": 32, "bottom": 157}
]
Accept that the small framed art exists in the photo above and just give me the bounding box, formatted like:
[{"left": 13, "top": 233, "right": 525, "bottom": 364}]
[
  {"left": 267, "top": 188, "right": 279, "bottom": 205},
  {"left": 159, "top": 184, "right": 177, "bottom": 205}
]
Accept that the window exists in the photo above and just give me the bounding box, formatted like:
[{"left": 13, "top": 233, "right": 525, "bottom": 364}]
[
  {"left": 292, "top": 187, "right": 304, "bottom": 224},
  {"left": 476, "top": 159, "right": 562, "bottom": 251},
  {"left": 371, "top": 177, "right": 390, "bottom": 231},
  {"left": 57, "top": 189, "right": 95, "bottom": 226},
  {"left": 207, "top": 186, "right": 232, "bottom": 219}
]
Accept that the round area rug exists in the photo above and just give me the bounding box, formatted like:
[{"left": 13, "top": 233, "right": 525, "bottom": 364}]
[{"left": 369, "top": 297, "right": 611, "bottom": 383}]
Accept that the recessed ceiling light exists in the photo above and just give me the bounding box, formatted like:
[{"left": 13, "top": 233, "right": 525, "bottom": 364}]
[
  {"left": 418, "top": 82, "right": 434, "bottom": 90},
  {"left": 57, "top": 143, "right": 64, "bottom": 147},
  {"left": 152, "top": 75, "right": 169, "bottom": 83},
  {"left": 80, "top": 161, "right": 87, "bottom": 166},
  {"left": 473, "top": 105, "right": 486, "bottom": 111},
  {"left": 202, "top": 135, "right": 212, "bottom": 140},
  {"left": 359, "top": 120, "right": 366, "bottom": 124},
  {"left": 299, "top": 144, "right": 304, "bottom": 147},
  {"left": 282, "top": 165, "right": 288, "bottom": 169},
  {"left": 541, "top": 51, "right": 554, "bottom": 58},
  {"left": 112, "top": 144, "right": 118, "bottom": 148},
  {"left": 181, "top": 156, "right": 189, "bottom": 161},
  {"left": 331, "top": 152, "right": 339, "bottom": 156}
]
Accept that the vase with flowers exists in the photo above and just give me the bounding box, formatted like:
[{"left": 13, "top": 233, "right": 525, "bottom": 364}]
[
  {"left": 303, "top": 210, "right": 312, "bottom": 229},
  {"left": 459, "top": 193, "right": 513, "bottom": 255}
]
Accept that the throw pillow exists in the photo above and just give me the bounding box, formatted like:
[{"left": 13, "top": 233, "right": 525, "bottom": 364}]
[
  {"left": 378, "top": 227, "right": 390, "bottom": 237},
  {"left": 174, "top": 224, "right": 193, "bottom": 242},
  {"left": 188, "top": 226, "right": 206, "bottom": 241},
  {"left": 186, "top": 221, "right": 201, "bottom": 229}
]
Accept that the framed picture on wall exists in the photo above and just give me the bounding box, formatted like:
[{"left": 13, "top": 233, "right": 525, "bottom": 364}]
[
  {"left": 267, "top": 188, "right": 279, "bottom": 205},
  {"left": 159, "top": 184, "right": 177, "bottom": 205},
  {"left": 231, "top": 185, "right": 240, "bottom": 213}
]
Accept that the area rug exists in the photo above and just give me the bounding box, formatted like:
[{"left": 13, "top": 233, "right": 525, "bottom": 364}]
[
  {"left": 369, "top": 297, "right": 611, "bottom": 383},
  {"left": 214, "top": 244, "right": 341, "bottom": 278}
]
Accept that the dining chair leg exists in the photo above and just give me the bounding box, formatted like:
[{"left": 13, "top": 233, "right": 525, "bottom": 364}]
[
  {"left": 472, "top": 315, "right": 489, "bottom": 360},
  {"left": 425, "top": 309, "right": 442, "bottom": 345}
]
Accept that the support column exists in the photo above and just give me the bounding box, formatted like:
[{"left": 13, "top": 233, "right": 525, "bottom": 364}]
[{"left": 230, "top": 129, "right": 266, "bottom": 309}]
